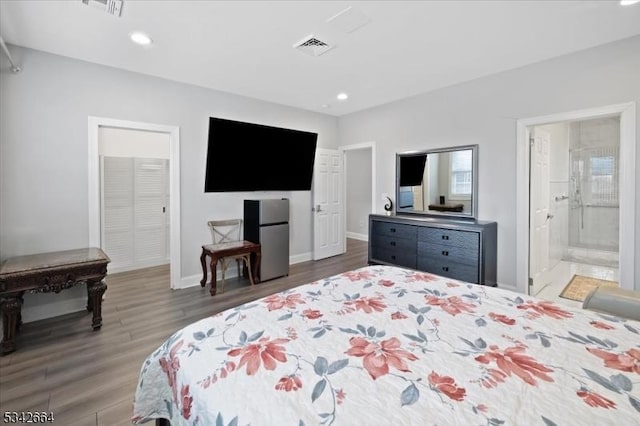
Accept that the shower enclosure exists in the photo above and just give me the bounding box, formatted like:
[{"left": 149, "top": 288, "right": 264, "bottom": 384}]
[{"left": 564, "top": 117, "right": 620, "bottom": 268}]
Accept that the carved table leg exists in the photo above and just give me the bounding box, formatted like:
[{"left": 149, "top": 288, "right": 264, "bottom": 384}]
[
  {"left": 87, "top": 280, "right": 107, "bottom": 330},
  {"left": 209, "top": 257, "right": 218, "bottom": 296},
  {"left": 1, "top": 295, "right": 23, "bottom": 355},
  {"left": 16, "top": 292, "right": 25, "bottom": 331},
  {"left": 200, "top": 248, "right": 208, "bottom": 288},
  {"left": 86, "top": 285, "right": 94, "bottom": 312}
]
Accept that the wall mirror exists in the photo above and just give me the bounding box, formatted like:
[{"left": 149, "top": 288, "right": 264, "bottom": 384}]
[{"left": 396, "top": 145, "right": 478, "bottom": 219}]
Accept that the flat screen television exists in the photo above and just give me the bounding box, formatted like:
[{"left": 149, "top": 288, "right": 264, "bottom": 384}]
[
  {"left": 204, "top": 117, "right": 318, "bottom": 192},
  {"left": 399, "top": 154, "right": 427, "bottom": 187}
]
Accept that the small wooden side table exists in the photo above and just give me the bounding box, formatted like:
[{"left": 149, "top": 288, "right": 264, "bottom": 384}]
[
  {"left": 0, "top": 247, "right": 110, "bottom": 355},
  {"left": 200, "top": 241, "right": 261, "bottom": 296}
]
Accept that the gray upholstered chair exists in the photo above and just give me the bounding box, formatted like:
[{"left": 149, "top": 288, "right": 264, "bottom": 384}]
[{"left": 207, "top": 219, "right": 254, "bottom": 292}]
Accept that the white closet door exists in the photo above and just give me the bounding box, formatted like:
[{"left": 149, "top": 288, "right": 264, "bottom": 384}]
[
  {"left": 134, "top": 158, "right": 167, "bottom": 265},
  {"left": 102, "top": 157, "right": 135, "bottom": 269},
  {"left": 102, "top": 156, "right": 168, "bottom": 271}
]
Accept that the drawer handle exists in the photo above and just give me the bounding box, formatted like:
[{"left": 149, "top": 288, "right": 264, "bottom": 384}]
[
  {"left": 390, "top": 241, "right": 396, "bottom": 246},
  {"left": 441, "top": 235, "right": 449, "bottom": 240},
  {"left": 390, "top": 228, "right": 396, "bottom": 233},
  {"left": 442, "top": 266, "right": 449, "bottom": 272},
  {"left": 391, "top": 255, "right": 396, "bottom": 260},
  {"left": 442, "top": 250, "right": 449, "bottom": 256}
]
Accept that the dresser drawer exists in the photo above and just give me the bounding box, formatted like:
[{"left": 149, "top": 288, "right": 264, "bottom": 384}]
[
  {"left": 418, "top": 257, "right": 479, "bottom": 283},
  {"left": 417, "top": 241, "right": 479, "bottom": 267},
  {"left": 371, "top": 247, "right": 416, "bottom": 269},
  {"left": 371, "top": 234, "right": 416, "bottom": 252},
  {"left": 371, "top": 221, "right": 417, "bottom": 241},
  {"left": 418, "top": 227, "right": 479, "bottom": 250}
]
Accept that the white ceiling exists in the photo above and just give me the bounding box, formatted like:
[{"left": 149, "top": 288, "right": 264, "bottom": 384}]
[{"left": 2, "top": 1, "right": 640, "bottom": 116}]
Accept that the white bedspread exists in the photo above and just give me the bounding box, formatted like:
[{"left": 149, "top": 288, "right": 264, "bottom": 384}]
[{"left": 133, "top": 265, "right": 640, "bottom": 425}]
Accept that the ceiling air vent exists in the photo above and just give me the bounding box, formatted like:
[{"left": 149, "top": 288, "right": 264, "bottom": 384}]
[
  {"left": 81, "top": 0, "right": 123, "bottom": 17},
  {"left": 293, "top": 35, "right": 334, "bottom": 57}
]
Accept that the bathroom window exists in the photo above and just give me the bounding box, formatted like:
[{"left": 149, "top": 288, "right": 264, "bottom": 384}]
[
  {"left": 450, "top": 150, "right": 472, "bottom": 198},
  {"left": 589, "top": 149, "right": 618, "bottom": 205}
]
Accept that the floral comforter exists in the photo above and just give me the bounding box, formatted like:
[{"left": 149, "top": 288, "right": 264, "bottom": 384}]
[{"left": 133, "top": 265, "right": 640, "bottom": 425}]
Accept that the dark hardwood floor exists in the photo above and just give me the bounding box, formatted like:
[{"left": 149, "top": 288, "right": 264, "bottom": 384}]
[{"left": 0, "top": 239, "right": 367, "bottom": 425}]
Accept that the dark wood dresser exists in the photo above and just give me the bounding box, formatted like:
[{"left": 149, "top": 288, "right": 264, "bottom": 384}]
[{"left": 368, "top": 214, "right": 497, "bottom": 286}]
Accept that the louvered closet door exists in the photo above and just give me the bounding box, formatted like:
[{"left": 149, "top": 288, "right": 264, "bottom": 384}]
[
  {"left": 134, "top": 158, "right": 168, "bottom": 265},
  {"left": 102, "top": 157, "right": 168, "bottom": 271},
  {"left": 102, "top": 157, "right": 135, "bottom": 269}
]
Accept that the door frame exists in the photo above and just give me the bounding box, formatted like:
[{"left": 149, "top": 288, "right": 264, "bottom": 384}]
[
  {"left": 339, "top": 141, "right": 377, "bottom": 246},
  {"left": 516, "top": 102, "right": 636, "bottom": 293},
  {"left": 88, "top": 116, "right": 181, "bottom": 289}
]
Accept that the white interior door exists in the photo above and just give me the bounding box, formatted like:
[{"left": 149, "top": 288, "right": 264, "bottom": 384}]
[
  {"left": 134, "top": 158, "right": 168, "bottom": 265},
  {"left": 529, "top": 129, "right": 551, "bottom": 295},
  {"left": 313, "top": 148, "right": 345, "bottom": 260},
  {"left": 102, "top": 156, "right": 168, "bottom": 272},
  {"left": 102, "top": 156, "right": 135, "bottom": 269}
]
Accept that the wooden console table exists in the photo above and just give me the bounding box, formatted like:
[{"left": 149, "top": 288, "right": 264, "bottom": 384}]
[
  {"left": 0, "top": 247, "right": 110, "bottom": 355},
  {"left": 200, "top": 241, "right": 261, "bottom": 296}
]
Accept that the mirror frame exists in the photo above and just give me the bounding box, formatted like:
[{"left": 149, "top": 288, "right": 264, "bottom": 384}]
[{"left": 395, "top": 144, "right": 478, "bottom": 220}]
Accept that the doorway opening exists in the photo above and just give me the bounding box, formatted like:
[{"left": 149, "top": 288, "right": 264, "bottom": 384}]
[
  {"left": 340, "top": 142, "right": 376, "bottom": 247},
  {"left": 341, "top": 142, "right": 376, "bottom": 247},
  {"left": 529, "top": 117, "right": 621, "bottom": 304},
  {"left": 88, "top": 117, "right": 181, "bottom": 289},
  {"left": 516, "top": 103, "right": 636, "bottom": 299}
]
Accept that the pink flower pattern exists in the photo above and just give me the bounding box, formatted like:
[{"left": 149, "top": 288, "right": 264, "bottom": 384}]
[
  {"left": 263, "top": 293, "right": 305, "bottom": 311},
  {"left": 425, "top": 295, "right": 476, "bottom": 316},
  {"left": 344, "top": 296, "right": 387, "bottom": 313},
  {"left": 345, "top": 336, "right": 418, "bottom": 379},
  {"left": 227, "top": 337, "right": 290, "bottom": 375},
  {"left": 586, "top": 347, "right": 640, "bottom": 374},
  {"left": 475, "top": 345, "right": 554, "bottom": 386},
  {"left": 135, "top": 266, "right": 638, "bottom": 425}
]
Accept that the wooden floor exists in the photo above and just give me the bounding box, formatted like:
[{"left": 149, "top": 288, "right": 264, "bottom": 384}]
[{"left": 0, "top": 239, "right": 367, "bottom": 425}]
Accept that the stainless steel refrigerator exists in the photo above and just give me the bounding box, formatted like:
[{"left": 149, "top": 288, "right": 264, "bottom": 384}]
[{"left": 243, "top": 199, "right": 289, "bottom": 281}]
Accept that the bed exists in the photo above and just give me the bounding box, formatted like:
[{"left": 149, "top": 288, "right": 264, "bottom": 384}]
[{"left": 133, "top": 265, "right": 640, "bottom": 425}]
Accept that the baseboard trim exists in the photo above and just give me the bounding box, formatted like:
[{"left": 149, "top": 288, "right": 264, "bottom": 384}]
[
  {"left": 346, "top": 232, "right": 368, "bottom": 242},
  {"left": 179, "top": 274, "right": 202, "bottom": 289},
  {"left": 290, "top": 252, "right": 312, "bottom": 265},
  {"left": 109, "top": 260, "right": 170, "bottom": 275}
]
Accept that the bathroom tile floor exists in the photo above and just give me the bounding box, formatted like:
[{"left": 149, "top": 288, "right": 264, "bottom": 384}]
[{"left": 534, "top": 261, "right": 619, "bottom": 309}]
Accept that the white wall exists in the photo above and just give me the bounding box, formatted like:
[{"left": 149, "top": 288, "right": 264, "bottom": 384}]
[
  {"left": 338, "top": 35, "right": 640, "bottom": 290},
  {"left": 0, "top": 46, "right": 338, "bottom": 320},
  {"left": 345, "top": 149, "right": 372, "bottom": 240}
]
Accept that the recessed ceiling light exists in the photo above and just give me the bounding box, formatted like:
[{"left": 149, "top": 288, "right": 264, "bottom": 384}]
[
  {"left": 337, "top": 93, "right": 349, "bottom": 101},
  {"left": 620, "top": 0, "right": 639, "bottom": 5},
  {"left": 130, "top": 31, "right": 153, "bottom": 46}
]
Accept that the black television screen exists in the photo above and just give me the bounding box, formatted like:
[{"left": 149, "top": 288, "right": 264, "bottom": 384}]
[
  {"left": 399, "top": 155, "right": 427, "bottom": 187},
  {"left": 204, "top": 117, "right": 318, "bottom": 192}
]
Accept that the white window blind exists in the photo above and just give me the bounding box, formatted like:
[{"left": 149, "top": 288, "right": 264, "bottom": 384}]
[
  {"left": 589, "top": 147, "right": 618, "bottom": 205},
  {"left": 450, "top": 150, "right": 472, "bottom": 196}
]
